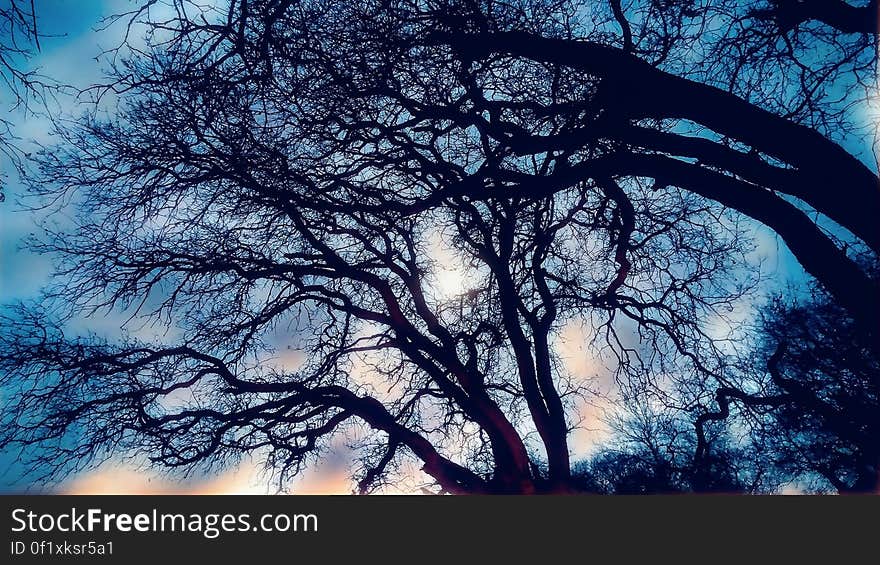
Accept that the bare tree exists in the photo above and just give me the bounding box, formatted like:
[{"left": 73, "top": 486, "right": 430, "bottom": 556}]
[
  {"left": 575, "top": 399, "right": 775, "bottom": 494},
  {"left": 697, "top": 265, "right": 880, "bottom": 493},
  {"left": 1, "top": 0, "right": 877, "bottom": 493}
]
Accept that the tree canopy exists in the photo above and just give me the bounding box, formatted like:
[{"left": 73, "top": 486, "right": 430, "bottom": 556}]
[{"left": 1, "top": 0, "right": 877, "bottom": 494}]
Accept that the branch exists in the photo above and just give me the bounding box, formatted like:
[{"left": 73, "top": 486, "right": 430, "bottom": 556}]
[
  {"left": 755, "top": 0, "right": 879, "bottom": 35},
  {"left": 693, "top": 385, "right": 788, "bottom": 467},
  {"left": 439, "top": 30, "right": 880, "bottom": 253},
  {"left": 480, "top": 153, "right": 879, "bottom": 339},
  {"left": 610, "top": 0, "right": 633, "bottom": 52}
]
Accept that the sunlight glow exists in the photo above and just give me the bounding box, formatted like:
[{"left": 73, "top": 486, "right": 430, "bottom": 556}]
[
  {"left": 63, "top": 463, "right": 268, "bottom": 495},
  {"left": 62, "top": 457, "right": 357, "bottom": 496},
  {"left": 426, "top": 230, "right": 470, "bottom": 300}
]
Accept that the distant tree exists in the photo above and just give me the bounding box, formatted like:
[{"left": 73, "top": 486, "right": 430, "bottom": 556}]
[
  {"left": 759, "top": 274, "right": 879, "bottom": 492},
  {"left": 574, "top": 400, "right": 775, "bottom": 494},
  {"left": 686, "top": 261, "right": 879, "bottom": 494},
  {"left": 1, "top": 0, "right": 876, "bottom": 493}
]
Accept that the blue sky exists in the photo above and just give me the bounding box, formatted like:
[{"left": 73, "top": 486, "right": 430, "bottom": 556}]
[
  {"left": 0, "top": 0, "right": 120, "bottom": 490},
  {"left": 1, "top": 1, "right": 109, "bottom": 303}
]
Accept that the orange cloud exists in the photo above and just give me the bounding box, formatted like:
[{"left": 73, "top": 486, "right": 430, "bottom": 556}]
[
  {"left": 556, "top": 318, "right": 616, "bottom": 456},
  {"left": 62, "top": 458, "right": 353, "bottom": 495},
  {"left": 63, "top": 462, "right": 268, "bottom": 495}
]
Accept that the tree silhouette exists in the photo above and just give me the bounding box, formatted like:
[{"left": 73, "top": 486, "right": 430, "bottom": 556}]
[
  {"left": 752, "top": 267, "right": 878, "bottom": 492},
  {"left": 574, "top": 400, "right": 774, "bottom": 494},
  {"left": 0, "top": 0, "right": 877, "bottom": 493}
]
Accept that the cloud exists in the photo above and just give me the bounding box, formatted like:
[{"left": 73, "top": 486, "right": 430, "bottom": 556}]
[
  {"left": 62, "top": 462, "right": 267, "bottom": 495},
  {"left": 62, "top": 458, "right": 355, "bottom": 496},
  {"left": 555, "top": 318, "right": 616, "bottom": 457}
]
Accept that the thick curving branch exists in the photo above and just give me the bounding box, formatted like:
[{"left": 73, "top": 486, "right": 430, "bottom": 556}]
[{"left": 440, "top": 30, "right": 880, "bottom": 255}]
